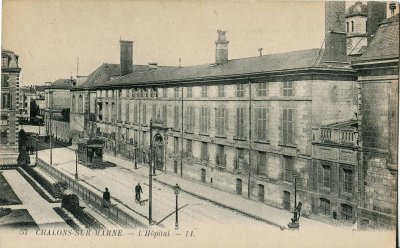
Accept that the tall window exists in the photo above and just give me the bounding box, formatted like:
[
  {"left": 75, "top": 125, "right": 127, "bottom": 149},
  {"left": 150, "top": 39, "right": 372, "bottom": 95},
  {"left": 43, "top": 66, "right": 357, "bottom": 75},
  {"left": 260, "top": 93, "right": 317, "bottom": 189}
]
[
  {"left": 341, "top": 204, "right": 353, "bottom": 221},
  {"left": 111, "top": 103, "right": 116, "bottom": 122},
  {"left": 235, "top": 148, "right": 245, "bottom": 171},
  {"left": 78, "top": 95, "right": 83, "bottom": 113},
  {"left": 283, "top": 156, "right": 293, "bottom": 182},
  {"left": 320, "top": 198, "right": 331, "bottom": 216},
  {"left": 174, "top": 87, "right": 179, "bottom": 98},
  {"left": 218, "top": 85, "right": 225, "bottom": 97},
  {"left": 283, "top": 81, "right": 293, "bottom": 96},
  {"left": 200, "top": 107, "right": 210, "bottom": 134},
  {"left": 186, "top": 87, "right": 192, "bottom": 98},
  {"left": 256, "top": 107, "right": 267, "bottom": 140},
  {"left": 72, "top": 95, "right": 76, "bottom": 113},
  {"left": 282, "top": 108, "right": 294, "bottom": 144},
  {"left": 185, "top": 106, "right": 195, "bottom": 132},
  {"left": 322, "top": 164, "right": 331, "bottom": 189},
  {"left": 142, "top": 104, "right": 147, "bottom": 124},
  {"left": 215, "top": 107, "right": 227, "bottom": 136},
  {"left": 163, "top": 88, "right": 168, "bottom": 98},
  {"left": 174, "top": 106, "right": 180, "bottom": 129},
  {"left": 1, "top": 74, "right": 9, "bottom": 87},
  {"left": 216, "top": 145, "right": 226, "bottom": 166},
  {"left": 346, "top": 22, "right": 349, "bottom": 33},
  {"left": 162, "top": 105, "right": 167, "bottom": 126},
  {"left": 126, "top": 102, "right": 130, "bottom": 122},
  {"left": 351, "top": 21, "right": 354, "bottom": 32},
  {"left": 343, "top": 169, "right": 353, "bottom": 194},
  {"left": 117, "top": 100, "right": 122, "bottom": 121},
  {"left": 257, "top": 151, "right": 267, "bottom": 175},
  {"left": 134, "top": 103, "right": 138, "bottom": 124},
  {"left": 1, "top": 93, "right": 11, "bottom": 110},
  {"left": 201, "top": 142, "right": 208, "bottom": 161},
  {"left": 236, "top": 107, "right": 245, "bottom": 139},
  {"left": 236, "top": 84, "right": 245, "bottom": 97},
  {"left": 201, "top": 86, "right": 208, "bottom": 97},
  {"left": 257, "top": 82, "right": 267, "bottom": 97},
  {"left": 186, "top": 139, "right": 192, "bottom": 157},
  {"left": 152, "top": 104, "right": 157, "bottom": 121},
  {"left": 174, "top": 137, "right": 179, "bottom": 153}
]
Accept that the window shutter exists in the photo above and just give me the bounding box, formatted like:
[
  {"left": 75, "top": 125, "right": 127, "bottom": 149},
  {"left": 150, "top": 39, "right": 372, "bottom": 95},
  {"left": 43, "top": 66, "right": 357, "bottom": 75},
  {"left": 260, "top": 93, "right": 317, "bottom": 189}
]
[
  {"left": 215, "top": 108, "right": 219, "bottom": 134},
  {"left": 225, "top": 107, "right": 229, "bottom": 134},
  {"left": 207, "top": 107, "right": 210, "bottom": 132},
  {"left": 192, "top": 107, "right": 196, "bottom": 130},
  {"left": 283, "top": 109, "right": 287, "bottom": 144}
]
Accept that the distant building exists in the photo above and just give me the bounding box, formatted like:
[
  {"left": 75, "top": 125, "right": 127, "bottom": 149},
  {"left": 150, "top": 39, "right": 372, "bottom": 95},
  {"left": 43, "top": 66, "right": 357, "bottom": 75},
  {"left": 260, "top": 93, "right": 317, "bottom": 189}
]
[
  {"left": 1, "top": 49, "right": 21, "bottom": 166},
  {"left": 19, "top": 85, "right": 46, "bottom": 123},
  {"left": 44, "top": 78, "right": 76, "bottom": 142}
]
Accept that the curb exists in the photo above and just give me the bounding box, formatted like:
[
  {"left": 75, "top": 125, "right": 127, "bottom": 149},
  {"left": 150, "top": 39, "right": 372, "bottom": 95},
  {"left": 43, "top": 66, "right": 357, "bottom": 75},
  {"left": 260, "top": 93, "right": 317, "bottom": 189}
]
[{"left": 153, "top": 178, "right": 286, "bottom": 231}]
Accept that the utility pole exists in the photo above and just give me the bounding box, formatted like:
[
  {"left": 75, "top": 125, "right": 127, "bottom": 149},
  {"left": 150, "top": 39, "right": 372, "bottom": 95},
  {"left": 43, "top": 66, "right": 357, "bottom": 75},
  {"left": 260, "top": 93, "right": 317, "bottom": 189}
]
[
  {"left": 180, "top": 86, "right": 184, "bottom": 178},
  {"left": 149, "top": 119, "right": 153, "bottom": 225},
  {"left": 248, "top": 81, "right": 252, "bottom": 199}
]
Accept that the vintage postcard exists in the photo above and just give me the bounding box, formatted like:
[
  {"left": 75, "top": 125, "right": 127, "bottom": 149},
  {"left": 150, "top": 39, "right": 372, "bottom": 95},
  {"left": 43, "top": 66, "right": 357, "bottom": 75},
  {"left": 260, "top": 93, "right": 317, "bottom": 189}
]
[{"left": 0, "top": 0, "right": 398, "bottom": 247}]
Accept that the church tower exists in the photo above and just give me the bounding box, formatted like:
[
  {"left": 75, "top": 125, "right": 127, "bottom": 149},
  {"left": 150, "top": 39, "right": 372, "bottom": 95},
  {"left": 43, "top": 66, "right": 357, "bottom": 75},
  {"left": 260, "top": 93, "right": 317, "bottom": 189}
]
[{"left": 345, "top": 1, "right": 368, "bottom": 55}]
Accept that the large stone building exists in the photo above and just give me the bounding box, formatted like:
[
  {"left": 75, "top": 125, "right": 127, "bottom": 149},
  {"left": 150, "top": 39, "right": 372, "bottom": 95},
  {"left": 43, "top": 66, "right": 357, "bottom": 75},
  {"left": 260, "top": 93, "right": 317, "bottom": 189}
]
[
  {"left": 69, "top": 2, "right": 398, "bottom": 228},
  {"left": 1, "top": 49, "right": 21, "bottom": 166}
]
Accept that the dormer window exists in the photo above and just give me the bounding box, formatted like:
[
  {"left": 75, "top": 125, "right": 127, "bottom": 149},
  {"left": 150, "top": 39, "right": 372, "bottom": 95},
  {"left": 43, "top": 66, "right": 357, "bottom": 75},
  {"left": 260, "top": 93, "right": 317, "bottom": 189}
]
[{"left": 1, "top": 56, "right": 8, "bottom": 67}]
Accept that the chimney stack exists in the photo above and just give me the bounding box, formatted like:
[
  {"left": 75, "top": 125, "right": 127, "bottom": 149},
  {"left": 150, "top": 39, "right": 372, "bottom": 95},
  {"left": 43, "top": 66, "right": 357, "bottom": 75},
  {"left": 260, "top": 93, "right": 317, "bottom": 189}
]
[
  {"left": 323, "top": 1, "right": 347, "bottom": 63},
  {"left": 120, "top": 40, "right": 133, "bottom": 76},
  {"left": 215, "top": 30, "right": 229, "bottom": 64},
  {"left": 367, "top": 2, "right": 387, "bottom": 44}
]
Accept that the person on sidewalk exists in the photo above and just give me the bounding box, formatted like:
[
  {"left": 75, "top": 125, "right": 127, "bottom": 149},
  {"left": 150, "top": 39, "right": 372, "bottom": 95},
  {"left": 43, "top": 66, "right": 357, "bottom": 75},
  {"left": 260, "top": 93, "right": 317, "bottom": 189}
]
[
  {"left": 102, "top": 187, "right": 111, "bottom": 208},
  {"left": 135, "top": 183, "right": 143, "bottom": 203}
]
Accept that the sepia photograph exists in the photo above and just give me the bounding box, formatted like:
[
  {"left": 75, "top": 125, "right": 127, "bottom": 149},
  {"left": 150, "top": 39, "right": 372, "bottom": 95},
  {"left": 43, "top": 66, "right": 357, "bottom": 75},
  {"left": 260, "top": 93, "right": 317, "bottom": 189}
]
[{"left": 0, "top": 0, "right": 398, "bottom": 247}]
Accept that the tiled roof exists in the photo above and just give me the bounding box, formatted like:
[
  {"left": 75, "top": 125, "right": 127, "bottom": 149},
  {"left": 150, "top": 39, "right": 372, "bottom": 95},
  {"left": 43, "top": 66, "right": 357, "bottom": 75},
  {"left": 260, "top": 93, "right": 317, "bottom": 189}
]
[
  {"left": 46, "top": 79, "right": 76, "bottom": 89},
  {"left": 88, "top": 48, "right": 329, "bottom": 89},
  {"left": 356, "top": 14, "right": 399, "bottom": 62},
  {"left": 77, "top": 63, "right": 175, "bottom": 89}
]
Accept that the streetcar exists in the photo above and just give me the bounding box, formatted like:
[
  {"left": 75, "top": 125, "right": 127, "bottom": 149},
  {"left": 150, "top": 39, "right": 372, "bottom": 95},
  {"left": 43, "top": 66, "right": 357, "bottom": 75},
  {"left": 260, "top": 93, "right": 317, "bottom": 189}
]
[{"left": 77, "top": 138, "right": 115, "bottom": 169}]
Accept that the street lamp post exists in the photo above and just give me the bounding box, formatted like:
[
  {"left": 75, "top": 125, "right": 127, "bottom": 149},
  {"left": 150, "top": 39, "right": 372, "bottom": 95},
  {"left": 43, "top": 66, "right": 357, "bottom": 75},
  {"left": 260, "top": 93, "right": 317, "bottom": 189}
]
[
  {"left": 35, "top": 134, "right": 38, "bottom": 165},
  {"left": 173, "top": 183, "right": 181, "bottom": 229},
  {"left": 134, "top": 147, "right": 138, "bottom": 169},
  {"left": 75, "top": 149, "right": 79, "bottom": 180}
]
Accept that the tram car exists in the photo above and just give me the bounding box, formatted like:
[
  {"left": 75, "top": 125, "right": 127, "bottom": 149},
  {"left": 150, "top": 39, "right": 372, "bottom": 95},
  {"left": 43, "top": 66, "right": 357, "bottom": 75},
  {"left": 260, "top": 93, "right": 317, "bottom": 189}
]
[{"left": 77, "top": 138, "right": 115, "bottom": 169}]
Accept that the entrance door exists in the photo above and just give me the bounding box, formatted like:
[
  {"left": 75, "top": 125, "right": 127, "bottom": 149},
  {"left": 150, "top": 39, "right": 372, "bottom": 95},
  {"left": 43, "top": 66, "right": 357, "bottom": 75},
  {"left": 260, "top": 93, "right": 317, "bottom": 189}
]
[
  {"left": 154, "top": 134, "right": 164, "bottom": 171},
  {"left": 201, "top": 169, "right": 206, "bottom": 183},
  {"left": 258, "top": 184, "right": 265, "bottom": 202},
  {"left": 236, "top": 178, "right": 242, "bottom": 195},
  {"left": 283, "top": 191, "right": 291, "bottom": 211}
]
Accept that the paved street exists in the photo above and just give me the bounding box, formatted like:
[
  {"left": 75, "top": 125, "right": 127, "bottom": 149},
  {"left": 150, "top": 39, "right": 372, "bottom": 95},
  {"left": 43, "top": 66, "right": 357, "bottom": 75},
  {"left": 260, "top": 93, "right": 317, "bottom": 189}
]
[{"left": 38, "top": 147, "right": 277, "bottom": 231}]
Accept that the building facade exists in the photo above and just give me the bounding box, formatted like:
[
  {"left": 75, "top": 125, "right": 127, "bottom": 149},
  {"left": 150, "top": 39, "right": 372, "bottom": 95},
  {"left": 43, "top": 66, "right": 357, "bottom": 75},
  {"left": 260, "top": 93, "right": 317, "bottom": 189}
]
[
  {"left": 1, "top": 49, "right": 21, "bottom": 166},
  {"left": 69, "top": 2, "right": 398, "bottom": 229}
]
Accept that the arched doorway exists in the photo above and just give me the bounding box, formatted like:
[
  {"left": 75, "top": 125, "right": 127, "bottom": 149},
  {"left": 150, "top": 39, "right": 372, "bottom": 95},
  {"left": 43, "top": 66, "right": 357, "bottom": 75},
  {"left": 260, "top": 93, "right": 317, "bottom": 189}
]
[{"left": 153, "top": 133, "right": 164, "bottom": 171}]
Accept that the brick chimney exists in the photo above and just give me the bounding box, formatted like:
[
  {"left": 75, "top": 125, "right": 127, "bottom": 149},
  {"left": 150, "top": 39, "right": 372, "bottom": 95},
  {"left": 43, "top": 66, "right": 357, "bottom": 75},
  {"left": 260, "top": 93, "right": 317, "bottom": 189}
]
[
  {"left": 323, "top": 1, "right": 347, "bottom": 63},
  {"left": 120, "top": 40, "right": 133, "bottom": 76},
  {"left": 215, "top": 30, "right": 229, "bottom": 64},
  {"left": 367, "top": 2, "right": 387, "bottom": 44}
]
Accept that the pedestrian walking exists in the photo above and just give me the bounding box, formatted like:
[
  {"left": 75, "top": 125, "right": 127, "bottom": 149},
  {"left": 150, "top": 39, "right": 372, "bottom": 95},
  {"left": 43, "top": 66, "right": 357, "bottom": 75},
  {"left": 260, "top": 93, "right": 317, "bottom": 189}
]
[
  {"left": 103, "top": 187, "right": 111, "bottom": 208},
  {"left": 135, "top": 183, "right": 143, "bottom": 203}
]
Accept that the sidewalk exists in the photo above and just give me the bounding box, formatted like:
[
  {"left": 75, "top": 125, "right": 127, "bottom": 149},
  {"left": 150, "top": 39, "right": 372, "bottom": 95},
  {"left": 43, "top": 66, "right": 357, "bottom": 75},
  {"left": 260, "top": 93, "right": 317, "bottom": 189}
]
[
  {"left": 102, "top": 154, "right": 345, "bottom": 231},
  {"left": 2, "top": 170, "right": 72, "bottom": 230}
]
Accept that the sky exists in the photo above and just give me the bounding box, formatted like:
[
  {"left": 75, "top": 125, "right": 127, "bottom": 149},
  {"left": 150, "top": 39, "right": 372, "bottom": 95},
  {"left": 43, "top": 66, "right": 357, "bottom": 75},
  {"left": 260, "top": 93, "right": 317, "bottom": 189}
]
[{"left": 1, "top": 0, "right": 369, "bottom": 86}]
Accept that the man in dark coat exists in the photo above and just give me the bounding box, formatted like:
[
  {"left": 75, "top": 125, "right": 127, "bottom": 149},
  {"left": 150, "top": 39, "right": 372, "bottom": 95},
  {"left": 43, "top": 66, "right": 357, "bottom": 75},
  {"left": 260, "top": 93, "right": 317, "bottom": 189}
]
[
  {"left": 103, "top": 187, "right": 110, "bottom": 208},
  {"left": 135, "top": 183, "right": 143, "bottom": 202}
]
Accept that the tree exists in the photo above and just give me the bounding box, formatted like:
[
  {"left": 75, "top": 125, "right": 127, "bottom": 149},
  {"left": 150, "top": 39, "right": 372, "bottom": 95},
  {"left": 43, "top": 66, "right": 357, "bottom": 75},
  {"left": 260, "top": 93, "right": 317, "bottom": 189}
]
[{"left": 30, "top": 99, "right": 40, "bottom": 118}]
